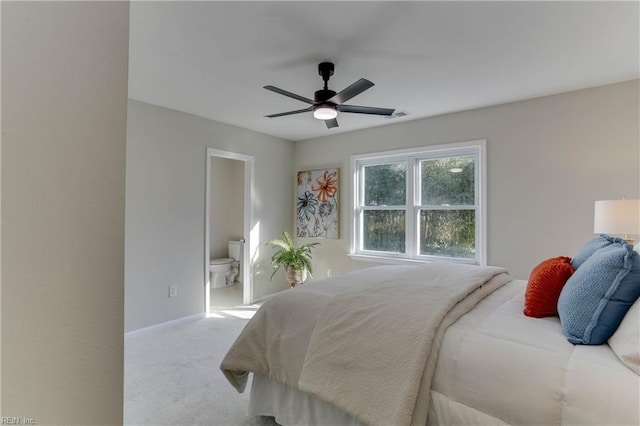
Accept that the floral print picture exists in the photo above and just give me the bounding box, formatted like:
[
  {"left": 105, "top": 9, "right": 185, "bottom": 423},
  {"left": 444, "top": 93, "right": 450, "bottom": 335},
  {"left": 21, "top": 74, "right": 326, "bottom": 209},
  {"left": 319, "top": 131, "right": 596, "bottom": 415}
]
[{"left": 297, "top": 168, "right": 339, "bottom": 238}]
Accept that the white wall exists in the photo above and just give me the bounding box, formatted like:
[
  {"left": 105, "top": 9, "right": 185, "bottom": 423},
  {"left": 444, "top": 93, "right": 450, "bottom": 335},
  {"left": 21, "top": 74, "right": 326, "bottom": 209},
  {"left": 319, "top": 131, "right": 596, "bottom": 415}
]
[
  {"left": 295, "top": 80, "right": 640, "bottom": 280},
  {"left": 125, "top": 100, "right": 294, "bottom": 332},
  {"left": 231, "top": 161, "right": 245, "bottom": 241},
  {"left": 209, "top": 157, "right": 244, "bottom": 259},
  {"left": 0, "top": 2, "right": 3, "bottom": 412},
  {"left": 1, "top": 2, "right": 129, "bottom": 423}
]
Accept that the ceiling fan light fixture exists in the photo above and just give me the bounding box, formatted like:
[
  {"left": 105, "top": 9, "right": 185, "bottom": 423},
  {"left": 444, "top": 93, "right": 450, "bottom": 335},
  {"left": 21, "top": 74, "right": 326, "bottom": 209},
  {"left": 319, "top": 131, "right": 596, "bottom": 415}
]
[{"left": 313, "top": 104, "right": 338, "bottom": 120}]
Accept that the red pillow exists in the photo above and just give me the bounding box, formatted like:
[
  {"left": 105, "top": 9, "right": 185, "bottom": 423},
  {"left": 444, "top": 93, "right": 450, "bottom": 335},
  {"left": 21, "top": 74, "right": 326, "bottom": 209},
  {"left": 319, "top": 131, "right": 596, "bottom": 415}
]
[{"left": 524, "top": 256, "right": 575, "bottom": 318}]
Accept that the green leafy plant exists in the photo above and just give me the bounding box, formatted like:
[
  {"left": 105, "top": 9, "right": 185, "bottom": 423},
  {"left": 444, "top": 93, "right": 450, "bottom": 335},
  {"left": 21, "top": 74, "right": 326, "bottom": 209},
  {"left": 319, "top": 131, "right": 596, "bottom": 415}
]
[{"left": 266, "top": 231, "right": 320, "bottom": 280}]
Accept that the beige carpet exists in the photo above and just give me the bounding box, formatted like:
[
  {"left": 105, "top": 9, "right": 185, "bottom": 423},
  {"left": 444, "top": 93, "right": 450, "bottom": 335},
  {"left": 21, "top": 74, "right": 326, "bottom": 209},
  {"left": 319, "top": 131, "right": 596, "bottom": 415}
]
[{"left": 124, "top": 306, "right": 278, "bottom": 426}]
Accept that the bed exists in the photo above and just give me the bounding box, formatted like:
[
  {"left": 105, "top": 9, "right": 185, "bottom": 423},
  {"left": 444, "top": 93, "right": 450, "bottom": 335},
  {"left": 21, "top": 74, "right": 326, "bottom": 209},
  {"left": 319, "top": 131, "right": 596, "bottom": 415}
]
[{"left": 221, "top": 251, "right": 640, "bottom": 425}]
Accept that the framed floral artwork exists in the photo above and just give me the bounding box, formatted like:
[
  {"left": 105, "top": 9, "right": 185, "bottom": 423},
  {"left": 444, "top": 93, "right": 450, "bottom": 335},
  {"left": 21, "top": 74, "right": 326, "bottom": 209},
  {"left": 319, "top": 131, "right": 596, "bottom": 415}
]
[{"left": 296, "top": 168, "right": 339, "bottom": 238}]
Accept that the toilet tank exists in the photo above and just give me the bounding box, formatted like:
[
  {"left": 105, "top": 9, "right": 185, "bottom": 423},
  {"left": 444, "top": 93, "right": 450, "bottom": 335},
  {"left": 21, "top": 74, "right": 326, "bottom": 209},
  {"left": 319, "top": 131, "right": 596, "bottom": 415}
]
[{"left": 228, "top": 240, "right": 243, "bottom": 260}]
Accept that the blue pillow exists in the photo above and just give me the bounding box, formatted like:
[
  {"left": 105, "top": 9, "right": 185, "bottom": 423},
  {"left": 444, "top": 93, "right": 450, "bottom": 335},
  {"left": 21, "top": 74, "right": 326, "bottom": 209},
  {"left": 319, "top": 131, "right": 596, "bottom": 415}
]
[
  {"left": 558, "top": 242, "right": 640, "bottom": 344},
  {"left": 571, "top": 234, "right": 618, "bottom": 270}
]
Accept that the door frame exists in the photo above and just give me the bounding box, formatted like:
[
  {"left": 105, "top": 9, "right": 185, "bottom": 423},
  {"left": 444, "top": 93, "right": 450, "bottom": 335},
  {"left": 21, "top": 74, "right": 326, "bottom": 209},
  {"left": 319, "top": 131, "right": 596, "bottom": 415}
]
[{"left": 204, "top": 147, "right": 254, "bottom": 313}]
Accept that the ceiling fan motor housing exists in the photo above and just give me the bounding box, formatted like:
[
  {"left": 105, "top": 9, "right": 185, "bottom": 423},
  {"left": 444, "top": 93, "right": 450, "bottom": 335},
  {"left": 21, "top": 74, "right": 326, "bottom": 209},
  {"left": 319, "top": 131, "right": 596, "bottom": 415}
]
[{"left": 315, "top": 89, "right": 336, "bottom": 103}]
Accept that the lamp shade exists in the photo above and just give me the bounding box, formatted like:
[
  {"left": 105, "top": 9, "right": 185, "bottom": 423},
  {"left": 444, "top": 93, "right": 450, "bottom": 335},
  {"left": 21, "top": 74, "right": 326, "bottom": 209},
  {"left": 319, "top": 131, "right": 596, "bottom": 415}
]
[{"left": 594, "top": 199, "right": 640, "bottom": 236}]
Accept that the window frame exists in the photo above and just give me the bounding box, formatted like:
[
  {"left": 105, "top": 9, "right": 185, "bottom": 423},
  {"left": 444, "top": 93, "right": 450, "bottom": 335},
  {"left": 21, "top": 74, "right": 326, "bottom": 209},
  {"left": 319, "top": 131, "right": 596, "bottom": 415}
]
[{"left": 350, "top": 140, "right": 487, "bottom": 266}]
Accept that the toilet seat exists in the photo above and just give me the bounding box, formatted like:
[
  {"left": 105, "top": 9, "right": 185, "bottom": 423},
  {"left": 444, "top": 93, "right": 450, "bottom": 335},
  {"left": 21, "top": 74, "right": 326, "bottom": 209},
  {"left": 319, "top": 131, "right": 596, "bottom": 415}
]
[{"left": 210, "top": 258, "right": 233, "bottom": 265}]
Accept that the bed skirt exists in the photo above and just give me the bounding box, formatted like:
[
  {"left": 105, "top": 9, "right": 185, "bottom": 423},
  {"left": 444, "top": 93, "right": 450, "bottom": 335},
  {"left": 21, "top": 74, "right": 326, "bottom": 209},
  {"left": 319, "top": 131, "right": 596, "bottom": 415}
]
[
  {"left": 250, "top": 374, "right": 506, "bottom": 426},
  {"left": 249, "top": 373, "right": 364, "bottom": 426}
]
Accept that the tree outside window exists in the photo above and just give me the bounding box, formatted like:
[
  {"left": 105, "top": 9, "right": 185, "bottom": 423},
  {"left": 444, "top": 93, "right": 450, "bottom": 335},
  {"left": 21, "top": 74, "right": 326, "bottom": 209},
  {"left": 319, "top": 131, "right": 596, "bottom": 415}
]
[{"left": 419, "top": 156, "right": 475, "bottom": 259}]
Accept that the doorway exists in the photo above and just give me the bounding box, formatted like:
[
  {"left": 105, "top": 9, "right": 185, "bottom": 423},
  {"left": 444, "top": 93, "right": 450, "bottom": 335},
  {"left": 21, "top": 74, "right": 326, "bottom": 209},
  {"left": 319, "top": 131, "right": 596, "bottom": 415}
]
[{"left": 204, "top": 148, "right": 254, "bottom": 314}]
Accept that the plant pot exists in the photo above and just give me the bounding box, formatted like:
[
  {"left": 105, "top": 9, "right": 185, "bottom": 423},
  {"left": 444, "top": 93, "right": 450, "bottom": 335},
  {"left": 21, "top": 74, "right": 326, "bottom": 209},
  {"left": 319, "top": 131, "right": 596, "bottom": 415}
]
[{"left": 286, "top": 265, "right": 307, "bottom": 288}]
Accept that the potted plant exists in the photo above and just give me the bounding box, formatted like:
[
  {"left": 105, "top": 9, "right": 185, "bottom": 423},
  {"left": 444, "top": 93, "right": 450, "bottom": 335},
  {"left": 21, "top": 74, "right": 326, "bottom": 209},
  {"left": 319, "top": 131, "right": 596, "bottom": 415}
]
[{"left": 266, "top": 231, "right": 320, "bottom": 288}]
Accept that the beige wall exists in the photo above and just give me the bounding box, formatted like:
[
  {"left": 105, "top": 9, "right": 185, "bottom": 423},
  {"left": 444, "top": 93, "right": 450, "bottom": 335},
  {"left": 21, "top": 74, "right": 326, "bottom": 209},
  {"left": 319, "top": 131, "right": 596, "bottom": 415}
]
[
  {"left": 209, "top": 157, "right": 244, "bottom": 259},
  {"left": 0, "top": 1, "right": 3, "bottom": 412},
  {"left": 295, "top": 80, "right": 640, "bottom": 280},
  {"left": 1, "top": 2, "right": 129, "bottom": 423},
  {"left": 231, "top": 161, "right": 245, "bottom": 241},
  {"left": 125, "top": 100, "right": 294, "bottom": 332}
]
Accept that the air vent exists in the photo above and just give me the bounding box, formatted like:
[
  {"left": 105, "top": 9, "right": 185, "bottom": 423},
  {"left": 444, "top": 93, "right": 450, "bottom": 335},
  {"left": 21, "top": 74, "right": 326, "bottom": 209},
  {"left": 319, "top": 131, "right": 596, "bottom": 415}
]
[{"left": 386, "top": 111, "right": 409, "bottom": 119}]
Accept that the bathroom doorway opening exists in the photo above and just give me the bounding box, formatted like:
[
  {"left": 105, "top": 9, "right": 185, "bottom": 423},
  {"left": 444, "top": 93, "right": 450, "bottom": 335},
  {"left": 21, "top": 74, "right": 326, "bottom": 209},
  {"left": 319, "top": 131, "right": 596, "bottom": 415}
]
[{"left": 204, "top": 148, "right": 254, "bottom": 314}]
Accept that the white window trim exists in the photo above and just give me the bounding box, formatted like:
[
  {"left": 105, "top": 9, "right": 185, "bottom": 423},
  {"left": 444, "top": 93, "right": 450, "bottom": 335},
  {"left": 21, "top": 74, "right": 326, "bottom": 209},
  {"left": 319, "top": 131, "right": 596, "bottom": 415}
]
[{"left": 349, "top": 139, "right": 487, "bottom": 266}]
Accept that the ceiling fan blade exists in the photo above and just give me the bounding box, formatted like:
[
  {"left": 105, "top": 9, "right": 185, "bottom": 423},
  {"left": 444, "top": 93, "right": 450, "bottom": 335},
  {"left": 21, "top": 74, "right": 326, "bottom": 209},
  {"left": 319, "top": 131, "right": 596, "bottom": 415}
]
[
  {"left": 265, "top": 106, "right": 313, "bottom": 118},
  {"left": 325, "top": 118, "right": 339, "bottom": 129},
  {"left": 328, "top": 78, "right": 374, "bottom": 105},
  {"left": 337, "top": 104, "right": 395, "bottom": 116},
  {"left": 264, "top": 85, "right": 314, "bottom": 105}
]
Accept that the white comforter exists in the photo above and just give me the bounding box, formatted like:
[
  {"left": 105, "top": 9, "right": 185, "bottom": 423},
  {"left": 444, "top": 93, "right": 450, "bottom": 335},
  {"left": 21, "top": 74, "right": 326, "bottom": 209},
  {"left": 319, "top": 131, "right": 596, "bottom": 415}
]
[
  {"left": 221, "top": 263, "right": 511, "bottom": 426},
  {"left": 430, "top": 280, "right": 640, "bottom": 426}
]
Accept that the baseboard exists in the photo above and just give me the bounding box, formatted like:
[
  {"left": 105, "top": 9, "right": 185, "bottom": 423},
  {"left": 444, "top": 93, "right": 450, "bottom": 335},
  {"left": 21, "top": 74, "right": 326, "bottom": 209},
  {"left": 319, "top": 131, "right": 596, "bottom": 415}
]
[{"left": 125, "top": 312, "right": 205, "bottom": 337}]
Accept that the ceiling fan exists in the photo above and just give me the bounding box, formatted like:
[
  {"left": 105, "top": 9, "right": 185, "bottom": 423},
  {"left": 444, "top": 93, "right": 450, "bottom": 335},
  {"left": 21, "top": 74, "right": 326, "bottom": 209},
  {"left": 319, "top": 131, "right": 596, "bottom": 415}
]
[{"left": 264, "top": 62, "right": 395, "bottom": 129}]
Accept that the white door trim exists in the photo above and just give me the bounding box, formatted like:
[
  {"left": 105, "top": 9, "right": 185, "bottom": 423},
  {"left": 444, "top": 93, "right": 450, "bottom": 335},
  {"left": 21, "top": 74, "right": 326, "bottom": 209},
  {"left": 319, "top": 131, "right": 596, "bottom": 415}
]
[{"left": 205, "top": 147, "right": 254, "bottom": 313}]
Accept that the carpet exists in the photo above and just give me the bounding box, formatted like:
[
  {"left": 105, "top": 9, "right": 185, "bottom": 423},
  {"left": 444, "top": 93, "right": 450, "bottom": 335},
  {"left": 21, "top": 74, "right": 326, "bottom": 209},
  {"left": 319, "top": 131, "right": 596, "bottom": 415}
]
[{"left": 124, "top": 306, "right": 279, "bottom": 426}]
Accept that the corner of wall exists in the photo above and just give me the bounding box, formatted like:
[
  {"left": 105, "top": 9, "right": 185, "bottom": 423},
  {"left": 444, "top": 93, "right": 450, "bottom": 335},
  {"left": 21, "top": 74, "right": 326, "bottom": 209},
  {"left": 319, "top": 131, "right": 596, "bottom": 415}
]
[{"left": 0, "top": 1, "right": 3, "bottom": 413}]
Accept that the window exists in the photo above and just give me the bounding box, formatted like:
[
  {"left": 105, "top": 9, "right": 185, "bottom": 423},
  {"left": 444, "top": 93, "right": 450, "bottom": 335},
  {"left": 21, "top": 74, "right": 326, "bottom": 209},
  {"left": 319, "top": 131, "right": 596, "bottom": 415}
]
[{"left": 351, "top": 140, "right": 486, "bottom": 265}]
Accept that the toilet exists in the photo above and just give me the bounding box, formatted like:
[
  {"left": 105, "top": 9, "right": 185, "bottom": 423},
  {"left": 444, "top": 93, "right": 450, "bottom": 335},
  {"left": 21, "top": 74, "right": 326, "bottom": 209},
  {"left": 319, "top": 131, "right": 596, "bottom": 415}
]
[{"left": 210, "top": 240, "right": 243, "bottom": 289}]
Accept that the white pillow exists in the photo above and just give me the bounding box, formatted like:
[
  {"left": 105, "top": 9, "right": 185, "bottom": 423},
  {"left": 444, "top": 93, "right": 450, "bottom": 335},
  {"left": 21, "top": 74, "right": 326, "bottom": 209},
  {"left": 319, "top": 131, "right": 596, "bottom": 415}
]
[{"left": 609, "top": 298, "right": 640, "bottom": 374}]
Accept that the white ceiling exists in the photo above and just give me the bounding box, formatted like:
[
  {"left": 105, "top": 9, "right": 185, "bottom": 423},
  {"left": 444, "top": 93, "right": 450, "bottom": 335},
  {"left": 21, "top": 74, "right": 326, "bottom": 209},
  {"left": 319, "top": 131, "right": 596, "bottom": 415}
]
[{"left": 128, "top": 1, "right": 639, "bottom": 142}]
